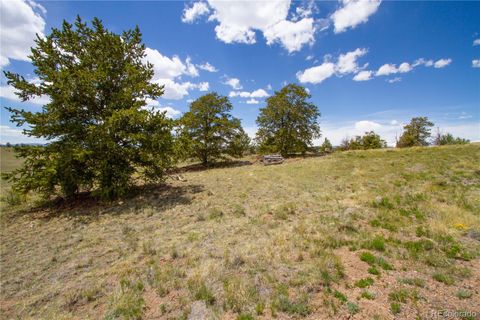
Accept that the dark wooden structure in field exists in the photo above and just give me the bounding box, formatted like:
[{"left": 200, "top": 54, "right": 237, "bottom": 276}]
[{"left": 262, "top": 154, "right": 284, "bottom": 165}]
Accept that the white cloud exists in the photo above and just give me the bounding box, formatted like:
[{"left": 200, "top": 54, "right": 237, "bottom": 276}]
[
  {"left": 354, "top": 120, "right": 382, "bottom": 131},
  {"left": 144, "top": 48, "right": 210, "bottom": 99},
  {"left": 387, "top": 77, "right": 401, "bottom": 83},
  {"left": 353, "top": 70, "right": 373, "bottom": 81},
  {"left": 246, "top": 98, "right": 259, "bottom": 104},
  {"left": 376, "top": 63, "right": 398, "bottom": 76},
  {"left": 473, "top": 39, "right": 480, "bottom": 46},
  {"left": 190, "top": 0, "right": 316, "bottom": 52},
  {"left": 398, "top": 62, "right": 412, "bottom": 73},
  {"left": 472, "top": 59, "right": 480, "bottom": 68},
  {"left": 306, "top": 55, "right": 314, "bottom": 61},
  {"left": 223, "top": 77, "right": 242, "bottom": 90},
  {"left": 331, "top": 0, "right": 381, "bottom": 34},
  {"left": 185, "top": 57, "right": 199, "bottom": 77},
  {"left": 229, "top": 88, "right": 269, "bottom": 98},
  {"left": 336, "top": 48, "right": 368, "bottom": 74},
  {"left": 156, "top": 106, "right": 182, "bottom": 118},
  {"left": 181, "top": 2, "right": 210, "bottom": 23},
  {"left": 0, "top": 0, "right": 46, "bottom": 68},
  {"left": 154, "top": 79, "right": 208, "bottom": 100},
  {"left": 263, "top": 17, "right": 316, "bottom": 53},
  {"left": 197, "top": 82, "right": 209, "bottom": 91},
  {"left": 390, "top": 120, "right": 399, "bottom": 125},
  {"left": 198, "top": 62, "right": 218, "bottom": 72},
  {"left": 144, "top": 48, "right": 196, "bottom": 80},
  {"left": 413, "top": 58, "right": 434, "bottom": 67},
  {"left": 296, "top": 62, "right": 336, "bottom": 84},
  {"left": 433, "top": 58, "right": 452, "bottom": 68}
]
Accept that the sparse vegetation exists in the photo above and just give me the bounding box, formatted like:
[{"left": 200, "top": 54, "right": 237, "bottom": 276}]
[{"left": 1, "top": 144, "right": 479, "bottom": 319}]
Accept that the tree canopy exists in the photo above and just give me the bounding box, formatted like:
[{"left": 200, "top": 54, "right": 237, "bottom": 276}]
[
  {"left": 434, "top": 132, "right": 470, "bottom": 145},
  {"left": 177, "top": 93, "right": 250, "bottom": 165},
  {"left": 255, "top": 84, "right": 321, "bottom": 156},
  {"left": 341, "top": 131, "right": 387, "bottom": 150},
  {"left": 3, "top": 17, "right": 175, "bottom": 199},
  {"left": 396, "top": 117, "right": 434, "bottom": 148}
]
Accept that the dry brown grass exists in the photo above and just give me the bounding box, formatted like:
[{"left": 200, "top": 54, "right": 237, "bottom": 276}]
[{"left": 1, "top": 144, "right": 479, "bottom": 319}]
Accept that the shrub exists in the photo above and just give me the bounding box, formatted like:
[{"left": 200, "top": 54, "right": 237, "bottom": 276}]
[
  {"left": 355, "top": 278, "right": 374, "bottom": 288},
  {"left": 432, "top": 273, "right": 454, "bottom": 285},
  {"left": 456, "top": 289, "right": 472, "bottom": 299},
  {"left": 187, "top": 277, "right": 215, "bottom": 305},
  {"left": 390, "top": 302, "right": 401, "bottom": 315},
  {"left": 104, "top": 278, "right": 145, "bottom": 320},
  {"left": 347, "top": 302, "right": 360, "bottom": 315},
  {"left": 361, "top": 290, "right": 376, "bottom": 300}
]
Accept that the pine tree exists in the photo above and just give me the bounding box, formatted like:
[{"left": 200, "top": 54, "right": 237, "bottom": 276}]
[
  {"left": 178, "top": 93, "right": 250, "bottom": 165},
  {"left": 3, "top": 17, "right": 175, "bottom": 199},
  {"left": 256, "top": 84, "right": 320, "bottom": 156}
]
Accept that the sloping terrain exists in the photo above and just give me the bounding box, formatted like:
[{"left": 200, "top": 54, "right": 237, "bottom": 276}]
[{"left": 1, "top": 144, "right": 479, "bottom": 319}]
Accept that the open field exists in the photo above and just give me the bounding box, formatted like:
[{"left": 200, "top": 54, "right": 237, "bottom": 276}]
[{"left": 1, "top": 144, "right": 479, "bottom": 319}]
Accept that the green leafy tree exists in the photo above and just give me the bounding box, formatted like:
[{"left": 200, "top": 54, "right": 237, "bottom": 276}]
[
  {"left": 3, "top": 17, "right": 175, "bottom": 200},
  {"left": 396, "top": 117, "right": 434, "bottom": 148},
  {"left": 360, "top": 131, "right": 387, "bottom": 149},
  {"left": 320, "top": 138, "right": 333, "bottom": 153},
  {"left": 255, "top": 84, "right": 321, "bottom": 156},
  {"left": 434, "top": 132, "right": 469, "bottom": 145},
  {"left": 178, "top": 93, "right": 250, "bottom": 165},
  {"left": 340, "top": 131, "right": 386, "bottom": 150}
]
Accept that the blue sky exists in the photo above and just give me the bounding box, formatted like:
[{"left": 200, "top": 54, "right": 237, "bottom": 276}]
[{"left": 1, "top": 0, "right": 479, "bottom": 145}]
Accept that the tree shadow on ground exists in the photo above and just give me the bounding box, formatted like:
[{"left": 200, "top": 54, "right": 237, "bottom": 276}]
[
  {"left": 10, "top": 183, "right": 204, "bottom": 221},
  {"left": 172, "top": 160, "right": 253, "bottom": 173}
]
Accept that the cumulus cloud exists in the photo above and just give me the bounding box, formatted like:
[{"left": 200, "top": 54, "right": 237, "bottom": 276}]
[
  {"left": 223, "top": 77, "right": 242, "bottom": 90},
  {"left": 181, "top": 2, "right": 210, "bottom": 23},
  {"left": 472, "top": 59, "right": 480, "bottom": 68},
  {"left": 198, "top": 62, "right": 218, "bottom": 72},
  {"left": 0, "top": 0, "right": 46, "bottom": 68},
  {"left": 473, "top": 39, "right": 480, "bottom": 46},
  {"left": 154, "top": 79, "right": 209, "bottom": 100},
  {"left": 156, "top": 106, "right": 182, "bottom": 118},
  {"left": 336, "top": 48, "right": 368, "bottom": 74},
  {"left": 413, "top": 58, "right": 434, "bottom": 67},
  {"left": 354, "top": 120, "right": 382, "bottom": 131},
  {"left": 376, "top": 63, "right": 398, "bottom": 76},
  {"left": 144, "top": 48, "right": 196, "bottom": 80},
  {"left": 185, "top": 0, "right": 317, "bottom": 52},
  {"left": 246, "top": 98, "right": 260, "bottom": 104},
  {"left": 297, "top": 48, "right": 368, "bottom": 84},
  {"left": 144, "top": 48, "right": 210, "bottom": 100},
  {"left": 331, "top": 0, "right": 382, "bottom": 33},
  {"left": 263, "top": 17, "right": 316, "bottom": 53},
  {"left": 353, "top": 70, "right": 373, "bottom": 81},
  {"left": 229, "top": 88, "right": 270, "bottom": 98},
  {"left": 398, "top": 62, "right": 412, "bottom": 73},
  {"left": 297, "top": 62, "right": 336, "bottom": 84},
  {"left": 433, "top": 58, "right": 451, "bottom": 68}
]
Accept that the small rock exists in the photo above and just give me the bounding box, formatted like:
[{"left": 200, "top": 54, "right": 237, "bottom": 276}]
[
  {"left": 374, "top": 196, "right": 383, "bottom": 204},
  {"left": 466, "top": 229, "right": 480, "bottom": 241},
  {"left": 188, "top": 301, "right": 213, "bottom": 320}
]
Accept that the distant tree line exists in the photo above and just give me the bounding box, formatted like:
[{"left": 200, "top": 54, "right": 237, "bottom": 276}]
[{"left": 2, "top": 17, "right": 471, "bottom": 201}]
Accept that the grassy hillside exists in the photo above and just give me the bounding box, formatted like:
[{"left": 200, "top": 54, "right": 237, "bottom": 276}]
[{"left": 1, "top": 144, "right": 479, "bottom": 319}]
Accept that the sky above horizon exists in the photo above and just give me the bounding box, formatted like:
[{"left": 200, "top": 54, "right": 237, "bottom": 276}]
[{"left": 1, "top": 0, "right": 479, "bottom": 146}]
